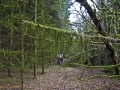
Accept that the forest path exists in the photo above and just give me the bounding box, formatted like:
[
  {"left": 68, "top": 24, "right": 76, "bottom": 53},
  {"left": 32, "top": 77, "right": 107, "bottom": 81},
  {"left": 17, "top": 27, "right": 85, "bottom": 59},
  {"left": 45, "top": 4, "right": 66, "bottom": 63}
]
[{"left": 24, "top": 65, "right": 120, "bottom": 90}]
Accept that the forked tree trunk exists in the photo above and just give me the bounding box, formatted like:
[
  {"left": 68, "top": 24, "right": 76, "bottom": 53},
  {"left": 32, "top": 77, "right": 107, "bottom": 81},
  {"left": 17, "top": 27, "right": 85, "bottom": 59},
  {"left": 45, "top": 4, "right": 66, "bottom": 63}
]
[{"left": 76, "top": 0, "right": 119, "bottom": 74}]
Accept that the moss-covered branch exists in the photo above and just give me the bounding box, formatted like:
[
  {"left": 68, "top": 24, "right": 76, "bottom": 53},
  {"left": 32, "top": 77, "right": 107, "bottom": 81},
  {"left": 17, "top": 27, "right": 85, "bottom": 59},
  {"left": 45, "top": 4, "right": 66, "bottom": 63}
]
[{"left": 22, "top": 20, "right": 120, "bottom": 43}]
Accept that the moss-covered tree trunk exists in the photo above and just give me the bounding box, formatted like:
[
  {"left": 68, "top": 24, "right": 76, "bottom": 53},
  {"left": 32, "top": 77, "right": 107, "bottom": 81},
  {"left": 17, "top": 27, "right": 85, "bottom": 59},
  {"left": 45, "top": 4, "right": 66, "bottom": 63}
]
[
  {"left": 20, "top": 1, "right": 26, "bottom": 90},
  {"left": 8, "top": 27, "right": 13, "bottom": 77},
  {"left": 34, "top": 0, "right": 38, "bottom": 79},
  {"left": 20, "top": 31, "right": 24, "bottom": 90},
  {"left": 8, "top": 2, "right": 14, "bottom": 77},
  {"left": 76, "top": 0, "right": 119, "bottom": 74},
  {"left": 41, "top": 51, "right": 44, "bottom": 74}
]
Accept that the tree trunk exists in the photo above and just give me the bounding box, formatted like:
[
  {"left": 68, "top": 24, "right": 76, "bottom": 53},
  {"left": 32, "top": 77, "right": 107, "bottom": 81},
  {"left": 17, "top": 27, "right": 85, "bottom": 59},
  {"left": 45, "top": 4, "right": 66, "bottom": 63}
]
[
  {"left": 7, "top": 1, "right": 14, "bottom": 77},
  {"left": 20, "top": 27, "right": 24, "bottom": 90},
  {"left": 76, "top": 0, "right": 119, "bottom": 74},
  {"left": 34, "top": 0, "right": 38, "bottom": 79},
  {"left": 8, "top": 68, "right": 12, "bottom": 77},
  {"left": 41, "top": 51, "right": 44, "bottom": 74}
]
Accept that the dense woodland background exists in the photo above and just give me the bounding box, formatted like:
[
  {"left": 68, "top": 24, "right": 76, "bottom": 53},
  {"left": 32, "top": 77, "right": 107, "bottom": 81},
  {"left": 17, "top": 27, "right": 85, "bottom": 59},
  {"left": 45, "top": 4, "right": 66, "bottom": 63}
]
[{"left": 0, "top": 0, "right": 120, "bottom": 90}]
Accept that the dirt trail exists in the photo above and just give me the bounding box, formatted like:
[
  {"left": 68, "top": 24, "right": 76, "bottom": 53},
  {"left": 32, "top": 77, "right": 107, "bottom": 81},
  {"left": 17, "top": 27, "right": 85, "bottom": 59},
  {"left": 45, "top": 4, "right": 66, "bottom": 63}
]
[{"left": 23, "top": 65, "right": 120, "bottom": 90}]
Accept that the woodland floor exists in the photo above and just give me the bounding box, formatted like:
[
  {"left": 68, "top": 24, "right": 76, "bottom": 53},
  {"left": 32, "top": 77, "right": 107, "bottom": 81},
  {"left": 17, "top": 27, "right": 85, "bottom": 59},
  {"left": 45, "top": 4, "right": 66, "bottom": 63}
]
[{"left": 0, "top": 64, "right": 120, "bottom": 90}]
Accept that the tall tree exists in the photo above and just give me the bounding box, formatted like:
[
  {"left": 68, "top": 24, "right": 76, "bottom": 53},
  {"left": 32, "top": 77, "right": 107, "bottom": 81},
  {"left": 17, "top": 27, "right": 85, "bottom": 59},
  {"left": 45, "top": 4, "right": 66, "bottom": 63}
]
[
  {"left": 34, "top": 0, "right": 38, "bottom": 79},
  {"left": 76, "top": 0, "right": 119, "bottom": 74}
]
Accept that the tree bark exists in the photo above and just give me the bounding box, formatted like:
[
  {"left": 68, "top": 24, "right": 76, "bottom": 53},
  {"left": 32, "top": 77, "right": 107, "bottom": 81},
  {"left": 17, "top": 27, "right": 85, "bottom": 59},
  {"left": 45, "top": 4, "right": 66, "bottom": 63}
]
[{"left": 76, "top": 0, "right": 119, "bottom": 74}]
